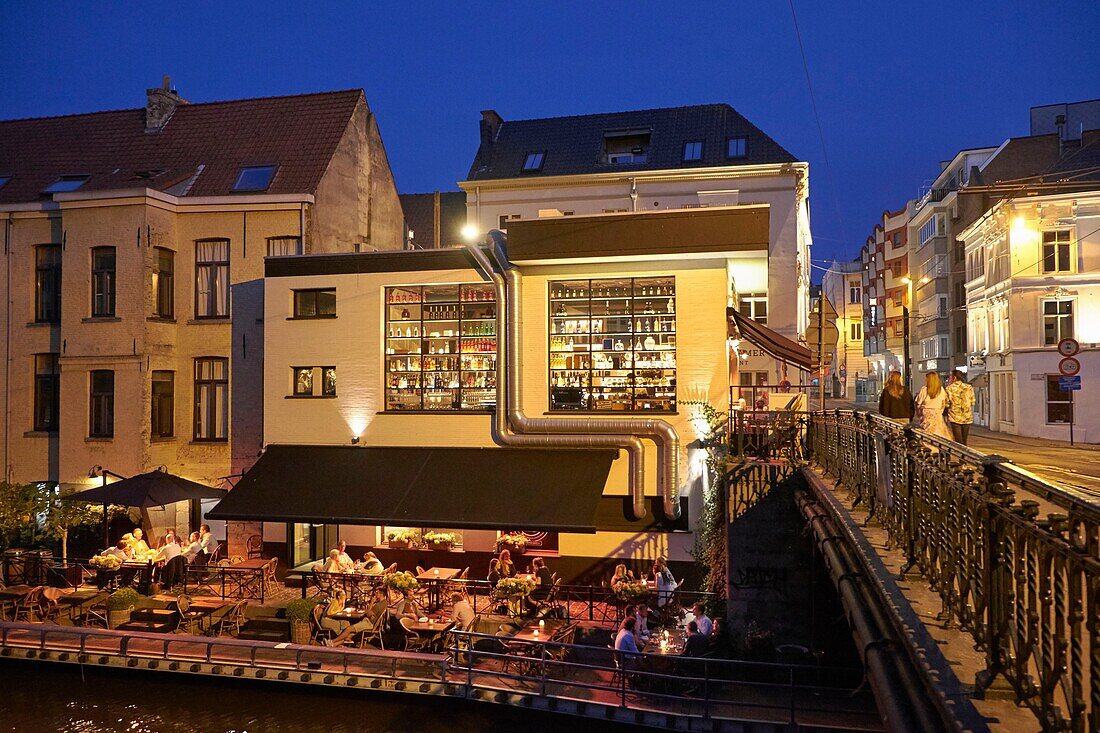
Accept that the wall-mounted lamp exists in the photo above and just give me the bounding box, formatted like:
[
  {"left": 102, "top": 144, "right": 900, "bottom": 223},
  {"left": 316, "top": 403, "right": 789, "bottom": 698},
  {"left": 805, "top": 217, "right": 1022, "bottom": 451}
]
[{"left": 350, "top": 436, "right": 360, "bottom": 445}]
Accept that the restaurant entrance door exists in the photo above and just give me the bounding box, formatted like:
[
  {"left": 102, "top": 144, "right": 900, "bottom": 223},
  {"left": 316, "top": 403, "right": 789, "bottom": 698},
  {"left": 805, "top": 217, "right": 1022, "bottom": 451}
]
[{"left": 289, "top": 523, "right": 339, "bottom": 567}]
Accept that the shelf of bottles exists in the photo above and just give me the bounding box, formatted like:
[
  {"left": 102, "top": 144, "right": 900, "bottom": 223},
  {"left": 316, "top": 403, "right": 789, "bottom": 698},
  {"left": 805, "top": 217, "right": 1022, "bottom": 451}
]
[
  {"left": 385, "top": 284, "right": 497, "bottom": 410},
  {"left": 549, "top": 276, "right": 676, "bottom": 412}
]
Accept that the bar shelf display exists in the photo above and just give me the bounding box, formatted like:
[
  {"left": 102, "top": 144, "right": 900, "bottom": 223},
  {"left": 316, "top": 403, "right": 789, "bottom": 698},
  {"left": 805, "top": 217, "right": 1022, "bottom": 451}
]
[
  {"left": 385, "top": 284, "right": 496, "bottom": 410},
  {"left": 548, "top": 276, "right": 676, "bottom": 412}
]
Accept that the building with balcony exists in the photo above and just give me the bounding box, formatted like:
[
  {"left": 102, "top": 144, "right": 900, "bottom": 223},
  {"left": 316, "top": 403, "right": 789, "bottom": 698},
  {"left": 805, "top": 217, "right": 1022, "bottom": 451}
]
[
  {"left": 458, "top": 104, "right": 812, "bottom": 377},
  {"left": 822, "top": 259, "right": 872, "bottom": 400},
  {"left": 860, "top": 204, "right": 913, "bottom": 394},
  {"left": 0, "top": 82, "right": 403, "bottom": 547}
]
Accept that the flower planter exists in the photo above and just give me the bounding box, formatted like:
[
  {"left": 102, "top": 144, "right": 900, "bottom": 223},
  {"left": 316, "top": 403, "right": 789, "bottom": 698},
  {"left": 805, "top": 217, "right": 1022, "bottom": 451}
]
[
  {"left": 387, "top": 540, "right": 409, "bottom": 550},
  {"left": 427, "top": 541, "right": 454, "bottom": 552},
  {"left": 290, "top": 619, "right": 311, "bottom": 646},
  {"left": 107, "top": 609, "right": 131, "bottom": 629}
]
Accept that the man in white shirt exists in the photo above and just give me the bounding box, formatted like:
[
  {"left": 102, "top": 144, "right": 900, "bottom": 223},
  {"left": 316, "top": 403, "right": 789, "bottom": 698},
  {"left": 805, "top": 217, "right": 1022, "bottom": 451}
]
[
  {"left": 153, "top": 536, "right": 181, "bottom": 564},
  {"left": 104, "top": 541, "right": 130, "bottom": 562},
  {"left": 451, "top": 592, "right": 475, "bottom": 629},
  {"left": 199, "top": 524, "right": 216, "bottom": 556},
  {"left": 634, "top": 604, "right": 652, "bottom": 642},
  {"left": 182, "top": 532, "right": 203, "bottom": 563},
  {"left": 360, "top": 551, "right": 384, "bottom": 575},
  {"left": 691, "top": 602, "right": 713, "bottom": 637},
  {"left": 334, "top": 541, "right": 354, "bottom": 572}
]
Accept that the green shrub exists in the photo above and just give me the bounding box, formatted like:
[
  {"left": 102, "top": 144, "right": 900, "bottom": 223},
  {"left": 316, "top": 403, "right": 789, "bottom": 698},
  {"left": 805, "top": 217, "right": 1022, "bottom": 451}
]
[
  {"left": 285, "top": 597, "right": 320, "bottom": 622},
  {"left": 106, "top": 587, "right": 142, "bottom": 612}
]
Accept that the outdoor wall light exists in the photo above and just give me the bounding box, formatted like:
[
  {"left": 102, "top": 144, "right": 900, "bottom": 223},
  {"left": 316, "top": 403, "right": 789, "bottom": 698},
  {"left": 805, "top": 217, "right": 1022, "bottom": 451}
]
[
  {"left": 461, "top": 224, "right": 479, "bottom": 242},
  {"left": 350, "top": 436, "right": 360, "bottom": 445}
]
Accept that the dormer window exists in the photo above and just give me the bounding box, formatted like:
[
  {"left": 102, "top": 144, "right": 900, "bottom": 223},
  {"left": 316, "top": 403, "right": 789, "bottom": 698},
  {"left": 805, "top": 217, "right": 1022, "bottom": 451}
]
[
  {"left": 522, "top": 152, "right": 545, "bottom": 172},
  {"left": 726, "top": 137, "right": 747, "bottom": 159},
  {"left": 232, "top": 165, "right": 276, "bottom": 192},
  {"left": 603, "top": 130, "right": 650, "bottom": 164},
  {"left": 682, "top": 141, "right": 703, "bottom": 162},
  {"left": 43, "top": 175, "right": 90, "bottom": 194}
]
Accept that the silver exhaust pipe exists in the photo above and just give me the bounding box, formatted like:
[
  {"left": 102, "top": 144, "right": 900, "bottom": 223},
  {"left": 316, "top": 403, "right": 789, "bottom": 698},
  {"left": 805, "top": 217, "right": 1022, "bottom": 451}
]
[{"left": 468, "top": 233, "right": 681, "bottom": 520}]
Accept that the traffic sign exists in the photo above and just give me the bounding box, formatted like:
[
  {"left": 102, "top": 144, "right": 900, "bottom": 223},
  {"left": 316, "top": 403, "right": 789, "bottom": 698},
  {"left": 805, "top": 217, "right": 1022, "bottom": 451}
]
[
  {"left": 1058, "top": 338, "right": 1080, "bottom": 357},
  {"left": 1059, "top": 376, "right": 1081, "bottom": 391},
  {"left": 1059, "top": 356, "right": 1081, "bottom": 376}
]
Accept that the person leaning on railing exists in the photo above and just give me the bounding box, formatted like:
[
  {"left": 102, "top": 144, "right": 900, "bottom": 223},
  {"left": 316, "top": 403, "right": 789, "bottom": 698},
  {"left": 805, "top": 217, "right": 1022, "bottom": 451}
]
[{"left": 878, "top": 371, "right": 914, "bottom": 423}]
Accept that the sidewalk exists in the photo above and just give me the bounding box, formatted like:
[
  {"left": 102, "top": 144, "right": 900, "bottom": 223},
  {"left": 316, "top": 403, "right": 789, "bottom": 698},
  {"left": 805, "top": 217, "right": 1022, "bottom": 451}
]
[{"left": 967, "top": 423, "right": 1100, "bottom": 451}]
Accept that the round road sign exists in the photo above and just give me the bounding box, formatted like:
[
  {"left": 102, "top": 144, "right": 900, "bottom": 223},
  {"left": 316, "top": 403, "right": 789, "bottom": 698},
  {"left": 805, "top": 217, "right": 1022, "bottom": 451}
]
[
  {"left": 1059, "top": 356, "right": 1081, "bottom": 376},
  {"left": 1058, "top": 338, "right": 1080, "bottom": 357}
]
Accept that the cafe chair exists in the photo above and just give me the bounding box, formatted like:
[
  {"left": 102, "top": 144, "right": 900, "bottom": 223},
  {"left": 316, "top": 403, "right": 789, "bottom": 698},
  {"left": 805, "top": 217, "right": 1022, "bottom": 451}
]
[
  {"left": 415, "top": 566, "right": 426, "bottom": 577},
  {"left": 309, "top": 603, "right": 337, "bottom": 646},
  {"left": 353, "top": 609, "right": 386, "bottom": 650},
  {"left": 215, "top": 599, "right": 249, "bottom": 637},
  {"left": 398, "top": 617, "right": 429, "bottom": 653},
  {"left": 383, "top": 562, "right": 397, "bottom": 574},
  {"left": 206, "top": 543, "right": 223, "bottom": 564},
  {"left": 245, "top": 534, "right": 264, "bottom": 559},
  {"left": 13, "top": 586, "right": 45, "bottom": 622}
]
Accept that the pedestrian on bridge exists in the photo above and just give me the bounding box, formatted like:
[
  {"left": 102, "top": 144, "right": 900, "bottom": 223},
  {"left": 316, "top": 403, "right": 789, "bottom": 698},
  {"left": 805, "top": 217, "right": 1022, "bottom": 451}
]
[
  {"left": 877, "top": 371, "right": 914, "bottom": 423},
  {"left": 915, "top": 372, "right": 953, "bottom": 441},
  {"left": 945, "top": 370, "right": 975, "bottom": 446}
]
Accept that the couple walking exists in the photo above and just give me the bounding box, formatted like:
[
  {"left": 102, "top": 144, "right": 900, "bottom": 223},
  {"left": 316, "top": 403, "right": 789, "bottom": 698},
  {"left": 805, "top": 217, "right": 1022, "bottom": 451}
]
[{"left": 878, "top": 370, "right": 974, "bottom": 445}]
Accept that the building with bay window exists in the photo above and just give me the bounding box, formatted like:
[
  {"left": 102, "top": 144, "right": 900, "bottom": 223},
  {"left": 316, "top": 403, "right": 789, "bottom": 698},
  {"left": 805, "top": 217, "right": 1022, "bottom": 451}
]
[
  {"left": 213, "top": 204, "right": 810, "bottom": 580},
  {"left": 0, "top": 81, "right": 403, "bottom": 547}
]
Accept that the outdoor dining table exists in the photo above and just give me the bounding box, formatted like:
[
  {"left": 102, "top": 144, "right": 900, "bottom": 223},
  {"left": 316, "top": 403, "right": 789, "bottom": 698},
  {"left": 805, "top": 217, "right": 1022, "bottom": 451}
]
[
  {"left": 405, "top": 616, "right": 455, "bottom": 652},
  {"left": 416, "top": 568, "right": 460, "bottom": 610},
  {"left": 645, "top": 629, "right": 688, "bottom": 656},
  {"left": 57, "top": 588, "right": 102, "bottom": 621},
  {"left": 328, "top": 607, "right": 369, "bottom": 624},
  {"left": 511, "top": 618, "right": 566, "bottom": 643},
  {"left": 0, "top": 584, "right": 35, "bottom": 601}
]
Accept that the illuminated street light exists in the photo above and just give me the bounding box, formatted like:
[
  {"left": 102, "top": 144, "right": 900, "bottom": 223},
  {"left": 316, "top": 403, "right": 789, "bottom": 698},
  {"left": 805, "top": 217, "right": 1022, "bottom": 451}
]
[{"left": 461, "top": 223, "right": 479, "bottom": 242}]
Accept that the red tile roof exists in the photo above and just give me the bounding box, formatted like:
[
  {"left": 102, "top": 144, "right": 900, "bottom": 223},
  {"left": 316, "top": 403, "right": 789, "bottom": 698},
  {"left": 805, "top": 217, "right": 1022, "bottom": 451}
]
[{"left": 0, "top": 89, "right": 364, "bottom": 204}]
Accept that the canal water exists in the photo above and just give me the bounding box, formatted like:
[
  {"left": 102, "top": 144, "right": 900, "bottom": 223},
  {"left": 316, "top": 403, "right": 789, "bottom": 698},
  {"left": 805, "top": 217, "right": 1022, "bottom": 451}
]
[{"left": 0, "top": 660, "right": 642, "bottom": 732}]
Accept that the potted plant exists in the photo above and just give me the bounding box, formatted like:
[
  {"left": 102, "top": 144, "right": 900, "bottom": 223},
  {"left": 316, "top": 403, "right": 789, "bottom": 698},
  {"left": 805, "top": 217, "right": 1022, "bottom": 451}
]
[
  {"left": 495, "top": 533, "right": 528, "bottom": 555},
  {"left": 614, "top": 580, "right": 651, "bottom": 605},
  {"left": 382, "top": 571, "right": 419, "bottom": 595},
  {"left": 106, "top": 587, "right": 141, "bottom": 629},
  {"left": 491, "top": 576, "right": 535, "bottom": 618},
  {"left": 285, "top": 598, "right": 319, "bottom": 645},
  {"left": 386, "top": 529, "right": 419, "bottom": 550},
  {"left": 423, "top": 531, "right": 457, "bottom": 551}
]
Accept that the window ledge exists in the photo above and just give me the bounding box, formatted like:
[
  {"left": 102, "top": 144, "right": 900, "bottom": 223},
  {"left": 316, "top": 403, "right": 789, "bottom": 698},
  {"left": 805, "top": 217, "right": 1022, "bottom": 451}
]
[
  {"left": 23, "top": 430, "right": 55, "bottom": 438},
  {"left": 189, "top": 439, "right": 228, "bottom": 445},
  {"left": 187, "top": 318, "right": 231, "bottom": 325},
  {"left": 25, "top": 321, "right": 59, "bottom": 328},
  {"left": 147, "top": 316, "right": 177, "bottom": 324},
  {"left": 81, "top": 317, "right": 121, "bottom": 324},
  {"left": 85, "top": 436, "right": 113, "bottom": 443},
  {"left": 150, "top": 436, "right": 177, "bottom": 443},
  {"left": 378, "top": 410, "right": 493, "bottom": 415},
  {"left": 287, "top": 315, "right": 338, "bottom": 321},
  {"left": 285, "top": 395, "right": 338, "bottom": 399}
]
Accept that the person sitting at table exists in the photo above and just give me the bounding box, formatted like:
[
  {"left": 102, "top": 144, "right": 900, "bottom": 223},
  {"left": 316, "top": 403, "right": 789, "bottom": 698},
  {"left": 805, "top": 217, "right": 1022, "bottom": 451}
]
[
  {"left": 652, "top": 556, "right": 679, "bottom": 608},
  {"left": 152, "top": 535, "right": 184, "bottom": 585},
  {"left": 120, "top": 534, "right": 136, "bottom": 559},
  {"left": 333, "top": 541, "right": 354, "bottom": 572},
  {"left": 611, "top": 563, "right": 634, "bottom": 592},
  {"left": 634, "top": 603, "right": 652, "bottom": 642},
  {"left": 199, "top": 524, "right": 216, "bottom": 556},
  {"left": 359, "top": 551, "right": 384, "bottom": 575},
  {"left": 182, "top": 532, "right": 203, "bottom": 564},
  {"left": 451, "top": 592, "right": 475, "bottom": 630},
  {"left": 486, "top": 558, "right": 502, "bottom": 587},
  {"left": 323, "top": 590, "right": 387, "bottom": 648},
  {"left": 614, "top": 616, "right": 641, "bottom": 657},
  {"left": 321, "top": 549, "right": 344, "bottom": 574},
  {"left": 104, "top": 540, "right": 130, "bottom": 562},
  {"left": 130, "top": 528, "right": 151, "bottom": 558},
  {"left": 680, "top": 620, "right": 710, "bottom": 658},
  {"left": 530, "top": 557, "right": 553, "bottom": 601},
  {"left": 498, "top": 549, "right": 516, "bottom": 579},
  {"left": 160, "top": 528, "right": 177, "bottom": 549},
  {"left": 691, "top": 602, "right": 712, "bottom": 637},
  {"left": 152, "top": 533, "right": 181, "bottom": 564}
]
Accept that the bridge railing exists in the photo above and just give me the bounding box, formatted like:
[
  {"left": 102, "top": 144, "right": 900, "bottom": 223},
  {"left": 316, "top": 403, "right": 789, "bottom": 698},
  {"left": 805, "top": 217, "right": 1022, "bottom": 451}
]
[{"left": 807, "top": 409, "right": 1100, "bottom": 733}]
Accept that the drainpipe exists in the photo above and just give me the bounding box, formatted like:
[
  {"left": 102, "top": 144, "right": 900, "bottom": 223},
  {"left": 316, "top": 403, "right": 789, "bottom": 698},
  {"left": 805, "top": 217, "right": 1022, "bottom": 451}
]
[
  {"left": 469, "top": 233, "right": 682, "bottom": 520},
  {"left": 3, "top": 217, "right": 10, "bottom": 484}
]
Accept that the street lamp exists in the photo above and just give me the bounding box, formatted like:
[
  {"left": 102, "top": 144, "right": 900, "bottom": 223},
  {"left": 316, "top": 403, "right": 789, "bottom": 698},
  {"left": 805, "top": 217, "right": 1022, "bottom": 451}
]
[{"left": 461, "top": 224, "right": 479, "bottom": 242}]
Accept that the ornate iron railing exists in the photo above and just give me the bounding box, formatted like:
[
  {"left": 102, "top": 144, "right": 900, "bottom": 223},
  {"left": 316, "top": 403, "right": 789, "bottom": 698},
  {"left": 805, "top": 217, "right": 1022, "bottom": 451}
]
[{"left": 808, "top": 410, "right": 1100, "bottom": 733}]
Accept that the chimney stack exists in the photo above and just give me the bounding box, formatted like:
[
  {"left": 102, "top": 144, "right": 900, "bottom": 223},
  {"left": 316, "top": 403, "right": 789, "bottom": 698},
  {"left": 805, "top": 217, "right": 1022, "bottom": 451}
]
[
  {"left": 480, "top": 110, "right": 503, "bottom": 149},
  {"left": 145, "top": 75, "right": 188, "bottom": 132}
]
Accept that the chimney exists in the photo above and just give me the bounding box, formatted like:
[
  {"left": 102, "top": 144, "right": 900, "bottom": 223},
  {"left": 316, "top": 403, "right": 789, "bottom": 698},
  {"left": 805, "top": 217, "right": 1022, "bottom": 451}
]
[
  {"left": 480, "top": 110, "right": 503, "bottom": 149},
  {"left": 145, "top": 75, "right": 188, "bottom": 132}
]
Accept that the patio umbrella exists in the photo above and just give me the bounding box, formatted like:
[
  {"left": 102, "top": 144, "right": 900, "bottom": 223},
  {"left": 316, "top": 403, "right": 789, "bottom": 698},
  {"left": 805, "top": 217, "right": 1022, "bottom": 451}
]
[{"left": 64, "top": 469, "right": 227, "bottom": 546}]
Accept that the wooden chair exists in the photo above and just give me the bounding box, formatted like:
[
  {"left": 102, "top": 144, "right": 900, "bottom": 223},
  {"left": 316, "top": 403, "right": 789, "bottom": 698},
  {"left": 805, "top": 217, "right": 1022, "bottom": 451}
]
[
  {"left": 383, "top": 562, "right": 397, "bottom": 574},
  {"left": 415, "top": 566, "right": 426, "bottom": 577},
  {"left": 309, "top": 603, "right": 336, "bottom": 646},
  {"left": 245, "top": 534, "right": 264, "bottom": 559},
  {"left": 398, "top": 617, "right": 429, "bottom": 653},
  {"left": 353, "top": 608, "right": 386, "bottom": 650},
  {"left": 13, "top": 587, "right": 45, "bottom": 622},
  {"left": 215, "top": 599, "right": 248, "bottom": 637}
]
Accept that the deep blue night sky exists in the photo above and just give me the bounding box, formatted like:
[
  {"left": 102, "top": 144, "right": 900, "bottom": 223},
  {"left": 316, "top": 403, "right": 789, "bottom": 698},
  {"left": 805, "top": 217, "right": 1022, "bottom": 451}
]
[{"left": 2, "top": 1, "right": 1097, "bottom": 270}]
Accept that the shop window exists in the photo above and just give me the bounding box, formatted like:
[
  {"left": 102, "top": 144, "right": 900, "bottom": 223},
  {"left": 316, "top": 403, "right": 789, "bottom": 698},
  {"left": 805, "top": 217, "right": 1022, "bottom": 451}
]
[
  {"left": 550, "top": 277, "right": 676, "bottom": 412},
  {"left": 385, "top": 284, "right": 496, "bottom": 411},
  {"left": 1046, "top": 375, "right": 1073, "bottom": 424}
]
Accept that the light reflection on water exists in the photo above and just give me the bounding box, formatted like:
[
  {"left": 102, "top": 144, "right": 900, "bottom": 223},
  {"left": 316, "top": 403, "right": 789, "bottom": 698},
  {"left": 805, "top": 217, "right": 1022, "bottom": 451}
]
[{"left": 0, "top": 661, "right": 640, "bottom": 733}]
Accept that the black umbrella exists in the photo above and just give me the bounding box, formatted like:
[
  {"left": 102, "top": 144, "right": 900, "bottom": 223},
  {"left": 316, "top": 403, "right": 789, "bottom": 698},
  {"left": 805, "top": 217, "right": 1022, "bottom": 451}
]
[{"left": 64, "top": 469, "right": 226, "bottom": 546}]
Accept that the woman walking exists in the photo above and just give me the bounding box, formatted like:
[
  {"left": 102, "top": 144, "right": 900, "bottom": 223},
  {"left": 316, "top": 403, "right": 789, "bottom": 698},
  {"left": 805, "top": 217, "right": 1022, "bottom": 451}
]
[
  {"left": 915, "top": 372, "right": 953, "bottom": 440},
  {"left": 877, "top": 371, "right": 914, "bottom": 423}
]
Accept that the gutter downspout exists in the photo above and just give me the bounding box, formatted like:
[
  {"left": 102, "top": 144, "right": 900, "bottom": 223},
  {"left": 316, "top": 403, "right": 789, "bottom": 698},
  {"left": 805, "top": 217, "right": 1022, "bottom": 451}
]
[
  {"left": 470, "top": 233, "right": 682, "bottom": 520},
  {"left": 3, "top": 217, "right": 10, "bottom": 484}
]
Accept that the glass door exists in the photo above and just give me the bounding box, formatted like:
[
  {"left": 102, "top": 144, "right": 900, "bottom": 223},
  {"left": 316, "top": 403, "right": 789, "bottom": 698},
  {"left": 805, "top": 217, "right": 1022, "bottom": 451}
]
[{"left": 289, "top": 523, "right": 340, "bottom": 567}]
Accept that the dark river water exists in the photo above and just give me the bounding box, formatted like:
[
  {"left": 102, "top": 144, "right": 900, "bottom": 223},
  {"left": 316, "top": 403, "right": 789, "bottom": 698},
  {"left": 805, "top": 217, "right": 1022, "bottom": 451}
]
[{"left": 0, "top": 660, "right": 641, "bottom": 733}]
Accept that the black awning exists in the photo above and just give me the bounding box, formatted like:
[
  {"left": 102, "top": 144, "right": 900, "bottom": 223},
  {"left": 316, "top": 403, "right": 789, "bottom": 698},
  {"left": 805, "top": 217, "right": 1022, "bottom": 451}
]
[{"left": 207, "top": 444, "right": 617, "bottom": 534}]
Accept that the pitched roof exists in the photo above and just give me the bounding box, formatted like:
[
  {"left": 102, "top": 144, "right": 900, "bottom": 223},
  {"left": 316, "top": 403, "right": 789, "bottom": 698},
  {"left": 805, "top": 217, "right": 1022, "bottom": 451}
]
[
  {"left": 399, "top": 191, "right": 467, "bottom": 249},
  {"left": 0, "top": 89, "right": 364, "bottom": 204},
  {"left": 465, "top": 104, "right": 797, "bottom": 181}
]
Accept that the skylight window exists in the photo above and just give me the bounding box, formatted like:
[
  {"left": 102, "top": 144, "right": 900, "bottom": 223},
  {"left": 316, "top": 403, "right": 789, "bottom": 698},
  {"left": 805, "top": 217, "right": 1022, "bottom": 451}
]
[
  {"left": 43, "top": 175, "right": 90, "bottom": 194},
  {"left": 726, "top": 137, "right": 747, "bottom": 159},
  {"left": 522, "top": 152, "right": 545, "bottom": 172},
  {"left": 232, "top": 165, "right": 276, "bottom": 192},
  {"left": 682, "top": 141, "right": 703, "bottom": 162}
]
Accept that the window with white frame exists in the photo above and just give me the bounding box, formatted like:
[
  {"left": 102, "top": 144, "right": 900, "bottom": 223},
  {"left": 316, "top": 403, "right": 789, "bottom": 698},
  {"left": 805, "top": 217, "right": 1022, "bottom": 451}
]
[
  {"left": 1042, "top": 299, "right": 1074, "bottom": 346},
  {"left": 919, "top": 215, "right": 944, "bottom": 246},
  {"left": 195, "top": 239, "right": 230, "bottom": 318},
  {"left": 193, "top": 357, "right": 228, "bottom": 441},
  {"left": 849, "top": 285, "right": 861, "bottom": 304},
  {"left": 738, "top": 293, "right": 768, "bottom": 325},
  {"left": 267, "top": 236, "right": 303, "bottom": 257},
  {"left": 1041, "top": 230, "right": 1073, "bottom": 273}
]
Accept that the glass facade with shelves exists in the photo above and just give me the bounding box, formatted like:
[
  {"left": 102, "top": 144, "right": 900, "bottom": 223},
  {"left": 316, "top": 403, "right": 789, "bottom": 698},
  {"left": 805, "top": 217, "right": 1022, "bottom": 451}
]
[
  {"left": 385, "top": 284, "right": 497, "bottom": 410},
  {"left": 549, "top": 277, "right": 676, "bottom": 412}
]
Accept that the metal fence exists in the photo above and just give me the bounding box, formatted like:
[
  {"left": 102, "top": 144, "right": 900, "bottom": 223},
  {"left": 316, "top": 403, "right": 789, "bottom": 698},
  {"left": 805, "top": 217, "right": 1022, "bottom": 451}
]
[{"left": 808, "top": 410, "right": 1100, "bottom": 733}]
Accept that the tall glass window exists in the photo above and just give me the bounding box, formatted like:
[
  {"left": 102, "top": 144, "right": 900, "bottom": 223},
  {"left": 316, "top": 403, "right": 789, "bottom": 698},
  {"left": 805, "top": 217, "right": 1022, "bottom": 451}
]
[
  {"left": 384, "top": 284, "right": 496, "bottom": 410},
  {"left": 33, "top": 354, "right": 60, "bottom": 431},
  {"left": 89, "top": 369, "right": 114, "bottom": 438},
  {"left": 195, "top": 239, "right": 229, "bottom": 318},
  {"left": 151, "top": 370, "right": 174, "bottom": 438},
  {"left": 193, "top": 357, "right": 228, "bottom": 441},
  {"left": 549, "top": 277, "right": 676, "bottom": 412},
  {"left": 153, "top": 248, "right": 174, "bottom": 318},
  {"left": 91, "top": 247, "right": 116, "bottom": 317},
  {"left": 35, "top": 245, "right": 62, "bottom": 323},
  {"left": 1042, "top": 299, "right": 1074, "bottom": 346}
]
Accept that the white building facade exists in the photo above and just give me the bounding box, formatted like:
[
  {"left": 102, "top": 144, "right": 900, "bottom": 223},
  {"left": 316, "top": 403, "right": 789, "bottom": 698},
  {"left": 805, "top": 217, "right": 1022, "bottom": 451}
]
[{"left": 822, "top": 260, "right": 872, "bottom": 400}]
